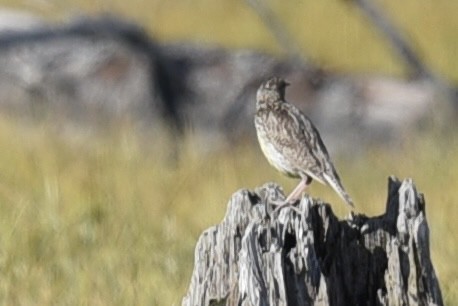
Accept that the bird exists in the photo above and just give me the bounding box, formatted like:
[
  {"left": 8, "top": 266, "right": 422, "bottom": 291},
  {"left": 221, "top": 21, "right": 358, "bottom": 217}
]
[{"left": 254, "top": 76, "right": 354, "bottom": 210}]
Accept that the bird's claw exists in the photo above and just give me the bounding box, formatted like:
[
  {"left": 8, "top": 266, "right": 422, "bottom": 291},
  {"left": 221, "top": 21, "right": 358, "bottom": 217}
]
[
  {"left": 268, "top": 199, "right": 286, "bottom": 206},
  {"left": 271, "top": 200, "right": 302, "bottom": 216}
]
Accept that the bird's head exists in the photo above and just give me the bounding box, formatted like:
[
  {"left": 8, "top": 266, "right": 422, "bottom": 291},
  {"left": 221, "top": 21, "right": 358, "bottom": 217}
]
[{"left": 256, "top": 77, "right": 290, "bottom": 104}]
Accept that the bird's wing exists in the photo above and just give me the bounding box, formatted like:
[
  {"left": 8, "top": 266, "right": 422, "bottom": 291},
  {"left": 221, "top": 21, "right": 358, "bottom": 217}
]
[
  {"left": 259, "top": 102, "right": 328, "bottom": 179},
  {"left": 296, "top": 109, "right": 355, "bottom": 207},
  {"left": 289, "top": 104, "right": 332, "bottom": 179},
  {"left": 323, "top": 171, "right": 354, "bottom": 207}
]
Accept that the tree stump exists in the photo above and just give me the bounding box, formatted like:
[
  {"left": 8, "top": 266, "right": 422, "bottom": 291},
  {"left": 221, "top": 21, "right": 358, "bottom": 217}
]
[{"left": 182, "top": 177, "right": 443, "bottom": 306}]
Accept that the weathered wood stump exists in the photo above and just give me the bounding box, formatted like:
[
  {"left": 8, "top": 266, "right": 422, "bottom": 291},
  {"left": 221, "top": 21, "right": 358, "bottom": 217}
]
[{"left": 182, "top": 177, "right": 443, "bottom": 306}]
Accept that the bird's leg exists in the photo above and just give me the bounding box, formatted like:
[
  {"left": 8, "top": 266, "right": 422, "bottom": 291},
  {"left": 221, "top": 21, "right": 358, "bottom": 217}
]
[
  {"left": 270, "top": 177, "right": 310, "bottom": 206},
  {"left": 272, "top": 177, "right": 312, "bottom": 214},
  {"left": 284, "top": 176, "right": 312, "bottom": 204}
]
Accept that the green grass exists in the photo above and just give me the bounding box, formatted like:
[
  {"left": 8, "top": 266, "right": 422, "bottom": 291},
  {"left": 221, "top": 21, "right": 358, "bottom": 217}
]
[{"left": 0, "top": 115, "right": 456, "bottom": 305}]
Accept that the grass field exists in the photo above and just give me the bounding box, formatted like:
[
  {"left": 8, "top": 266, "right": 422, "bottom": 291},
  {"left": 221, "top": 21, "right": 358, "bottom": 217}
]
[
  {"left": 0, "top": 116, "right": 456, "bottom": 305},
  {"left": 0, "top": 0, "right": 457, "bottom": 305}
]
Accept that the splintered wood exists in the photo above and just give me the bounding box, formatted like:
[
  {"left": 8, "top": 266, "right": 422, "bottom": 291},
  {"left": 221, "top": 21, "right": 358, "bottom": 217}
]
[{"left": 182, "top": 177, "right": 443, "bottom": 306}]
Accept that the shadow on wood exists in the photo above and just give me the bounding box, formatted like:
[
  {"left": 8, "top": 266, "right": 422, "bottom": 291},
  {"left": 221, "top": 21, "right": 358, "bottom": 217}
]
[{"left": 182, "top": 177, "right": 443, "bottom": 306}]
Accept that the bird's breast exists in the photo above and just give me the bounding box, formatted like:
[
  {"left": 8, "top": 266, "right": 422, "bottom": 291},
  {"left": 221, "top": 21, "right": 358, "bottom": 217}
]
[{"left": 255, "top": 118, "right": 300, "bottom": 178}]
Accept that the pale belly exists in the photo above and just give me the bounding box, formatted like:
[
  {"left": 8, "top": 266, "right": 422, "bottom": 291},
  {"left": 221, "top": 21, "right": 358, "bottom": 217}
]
[{"left": 257, "top": 132, "right": 299, "bottom": 178}]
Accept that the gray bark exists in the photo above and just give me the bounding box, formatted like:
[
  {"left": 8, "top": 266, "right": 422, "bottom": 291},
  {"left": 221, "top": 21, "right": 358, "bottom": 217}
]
[{"left": 182, "top": 177, "right": 443, "bottom": 306}]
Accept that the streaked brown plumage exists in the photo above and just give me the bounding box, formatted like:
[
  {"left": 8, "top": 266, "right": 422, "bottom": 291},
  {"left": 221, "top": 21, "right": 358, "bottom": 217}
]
[{"left": 255, "top": 77, "right": 354, "bottom": 208}]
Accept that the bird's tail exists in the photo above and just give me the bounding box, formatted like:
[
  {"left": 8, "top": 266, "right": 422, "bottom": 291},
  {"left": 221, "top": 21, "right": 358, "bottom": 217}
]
[{"left": 323, "top": 172, "right": 354, "bottom": 208}]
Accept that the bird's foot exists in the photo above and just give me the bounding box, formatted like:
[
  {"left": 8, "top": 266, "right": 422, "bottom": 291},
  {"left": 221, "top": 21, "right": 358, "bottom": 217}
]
[
  {"left": 268, "top": 199, "right": 286, "bottom": 206},
  {"left": 271, "top": 200, "right": 302, "bottom": 216}
]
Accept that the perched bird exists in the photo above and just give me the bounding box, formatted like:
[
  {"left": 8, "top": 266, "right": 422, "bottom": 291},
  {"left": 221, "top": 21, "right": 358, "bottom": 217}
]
[{"left": 254, "top": 77, "right": 354, "bottom": 210}]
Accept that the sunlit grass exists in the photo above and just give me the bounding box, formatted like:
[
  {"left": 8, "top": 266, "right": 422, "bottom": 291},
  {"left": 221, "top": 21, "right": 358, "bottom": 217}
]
[
  {"left": 0, "top": 0, "right": 456, "bottom": 304},
  {"left": 0, "top": 115, "right": 455, "bottom": 305}
]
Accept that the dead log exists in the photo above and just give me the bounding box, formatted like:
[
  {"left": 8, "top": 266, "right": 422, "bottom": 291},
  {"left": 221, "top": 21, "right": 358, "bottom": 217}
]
[{"left": 182, "top": 177, "right": 443, "bottom": 305}]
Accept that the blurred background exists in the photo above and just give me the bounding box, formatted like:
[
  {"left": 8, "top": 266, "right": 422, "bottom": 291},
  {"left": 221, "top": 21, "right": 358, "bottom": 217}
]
[{"left": 0, "top": 0, "right": 456, "bottom": 305}]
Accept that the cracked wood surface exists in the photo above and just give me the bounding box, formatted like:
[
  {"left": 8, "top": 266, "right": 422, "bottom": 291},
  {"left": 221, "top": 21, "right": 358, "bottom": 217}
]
[{"left": 182, "top": 177, "right": 443, "bottom": 306}]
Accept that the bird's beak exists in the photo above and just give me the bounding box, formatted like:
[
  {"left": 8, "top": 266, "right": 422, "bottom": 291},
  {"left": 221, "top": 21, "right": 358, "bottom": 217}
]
[{"left": 284, "top": 81, "right": 290, "bottom": 87}]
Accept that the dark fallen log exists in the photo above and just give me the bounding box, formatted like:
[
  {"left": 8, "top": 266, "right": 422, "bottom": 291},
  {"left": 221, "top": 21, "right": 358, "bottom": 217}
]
[
  {"left": 0, "top": 13, "right": 448, "bottom": 153},
  {"left": 0, "top": 15, "right": 183, "bottom": 133},
  {"left": 182, "top": 177, "right": 443, "bottom": 305}
]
